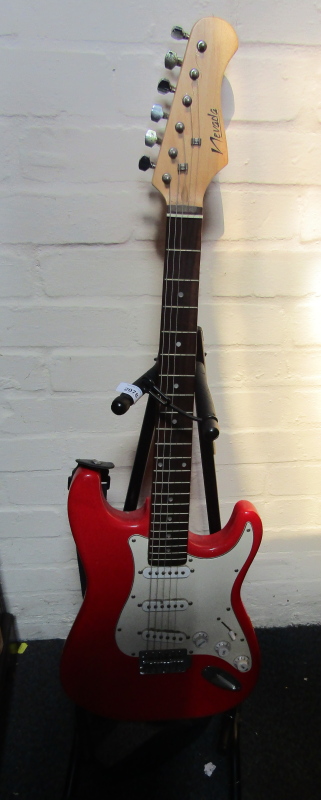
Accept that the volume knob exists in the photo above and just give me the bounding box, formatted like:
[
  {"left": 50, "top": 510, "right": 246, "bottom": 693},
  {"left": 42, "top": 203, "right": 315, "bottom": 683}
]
[
  {"left": 192, "top": 631, "right": 209, "bottom": 648},
  {"left": 233, "top": 655, "right": 250, "bottom": 672},
  {"left": 215, "top": 641, "right": 231, "bottom": 658}
]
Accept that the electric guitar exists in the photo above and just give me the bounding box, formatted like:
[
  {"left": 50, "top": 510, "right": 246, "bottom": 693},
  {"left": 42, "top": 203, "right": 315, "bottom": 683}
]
[{"left": 60, "top": 17, "right": 263, "bottom": 721}]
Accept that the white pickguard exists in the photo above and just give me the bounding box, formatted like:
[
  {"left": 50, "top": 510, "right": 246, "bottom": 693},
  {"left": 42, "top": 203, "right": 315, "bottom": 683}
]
[{"left": 116, "top": 523, "right": 254, "bottom": 672}]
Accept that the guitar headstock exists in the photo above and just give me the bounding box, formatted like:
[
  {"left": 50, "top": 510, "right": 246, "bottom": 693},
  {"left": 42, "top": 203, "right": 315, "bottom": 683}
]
[{"left": 141, "top": 17, "right": 238, "bottom": 208}]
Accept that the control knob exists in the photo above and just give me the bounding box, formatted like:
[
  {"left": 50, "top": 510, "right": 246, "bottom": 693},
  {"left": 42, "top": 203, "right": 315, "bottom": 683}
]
[
  {"left": 233, "top": 655, "right": 250, "bottom": 672},
  {"left": 192, "top": 631, "right": 209, "bottom": 648},
  {"left": 215, "top": 641, "right": 231, "bottom": 658}
]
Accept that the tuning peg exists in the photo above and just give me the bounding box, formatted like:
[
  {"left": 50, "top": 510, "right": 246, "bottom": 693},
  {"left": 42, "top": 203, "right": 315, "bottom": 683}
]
[
  {"left": 151, "top": 104, "right": 169, "bottom": 122},
  {"left": 157, "top": 79, "right": 175, "bottom": 95},
  {"left": 164, "top": 50, "right": 183, "bottom": 70},
  {"left": 145, "top": 129, "right": 162, "bottom": 147},
  {"left": 171, "top": 25, "right": 189, "bottom": 41},
  {"left": 138, "top": 156, "right": 156, "bottom": 171}
]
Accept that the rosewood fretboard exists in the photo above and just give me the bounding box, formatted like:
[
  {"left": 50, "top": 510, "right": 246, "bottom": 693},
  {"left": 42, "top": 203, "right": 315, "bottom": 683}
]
[{"left": 148, "top": 206, "right": 203, "bottom": 566}]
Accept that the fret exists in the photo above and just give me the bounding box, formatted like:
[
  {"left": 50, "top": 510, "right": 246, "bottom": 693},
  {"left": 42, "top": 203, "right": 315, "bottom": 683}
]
[
  {"left": 166, "top": 213, "right": 203, "bottom": 219},
  {"left": 167, "top": 248, "right": 201, "bottom": 253},
  {"left": 154, "top": 500, "right": 189, "bottom": 506},
  {"left": 151, "top": 520, "right": 189, "bottom": 524},
  {"left": 164, "top": 278, "right": 199, "bottom": 282},
  {"left": 155, "top": 456, "right": 191, "bottom": 462},
  {"left": 160, "top": 353, "right": 196, "bottom": 357},
  {"left": 151, "top": 512, "right": 190, "bottom": 517},
  {"left": 152, "top": 491, "right": 191, "bottom": 495}
]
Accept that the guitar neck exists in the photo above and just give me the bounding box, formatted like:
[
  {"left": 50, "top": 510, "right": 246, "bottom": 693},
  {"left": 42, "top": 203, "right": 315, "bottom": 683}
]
[{"left": 149, "top": 205, "right": 203, "bottom": 566}]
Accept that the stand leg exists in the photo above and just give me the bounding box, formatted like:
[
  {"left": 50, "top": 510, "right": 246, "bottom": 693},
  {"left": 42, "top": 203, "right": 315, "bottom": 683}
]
[
  {"left": 195, "top": 329, "right": 221, "bottom": 533},
  {"left": 218, "top": 706, "right": 242, "bottom": 800},
  {"left": 123, "top": 394, "right": 158, "bottom": 511}
]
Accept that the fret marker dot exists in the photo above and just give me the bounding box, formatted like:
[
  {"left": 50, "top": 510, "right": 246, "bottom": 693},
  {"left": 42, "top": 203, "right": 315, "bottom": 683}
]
[
  {"left": 174, "top": 383, "right": 179, "bottom": 389},
  {"left": 172, "top": 418, "right": 177, "bottom": 425},
  {"left": 178, "top": 291, "right": 184, "bottom": 298},
  {"left": 176, "top": 341, "right": 181, "bottom": 347},
  {"left": 182, "top": 462, "right": 187, "bottom": 467},
  {"left": 168, "top": 497, "right": 173, "bottom": 503},
  {"left": 168, "top": 516, "right": 172, "bottom": 521},
  {"left": 158, "top": 461, "right": 163, "bottom": 467}
]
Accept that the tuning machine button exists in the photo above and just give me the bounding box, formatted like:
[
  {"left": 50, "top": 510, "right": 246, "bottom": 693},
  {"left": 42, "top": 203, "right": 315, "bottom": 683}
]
[
  {"left": 151, "top": 104, "right": 169, "bottom": 122},
  {"left": 138, "top": 156, "right": 156, "bottom": 172},
  {"left": 158, "top": 79, "right": 175, "bottom": 95},
  {"left": 171, "top": 25, "right": 189, "bottom": 41},
  {"left": 145, "top": 129, "right": 162, "bottom": 147},
  {"left": 164, "top": 50, "right": 183, "bottom": 70}
]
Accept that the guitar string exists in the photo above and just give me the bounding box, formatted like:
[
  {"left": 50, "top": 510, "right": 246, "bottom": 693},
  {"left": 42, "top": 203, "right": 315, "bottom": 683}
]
[
  {"left": 163, "top": 174, "right": 184, "bottom": 646},
  {"left": 148, "top": 186, "right": 173, "bottom": 648},
  {"left": 149, "top": 180, "right": 179, "bottom": 649},
  {"left": 158, "top": 178, "right": 182, "bottom": 648},
  {"left": 148, "top": 79, "right": 202, "bottom": 650}
]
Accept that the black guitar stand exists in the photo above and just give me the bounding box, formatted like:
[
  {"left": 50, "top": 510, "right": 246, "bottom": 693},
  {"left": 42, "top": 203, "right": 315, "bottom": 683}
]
[{"left": 62, "top": 327, "right": 242, "bottom": 800}]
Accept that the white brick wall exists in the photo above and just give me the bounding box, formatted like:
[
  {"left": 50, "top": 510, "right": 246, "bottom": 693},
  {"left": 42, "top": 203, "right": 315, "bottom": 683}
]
[{"left": 0, "top": 1, "right": 320, "bottom": 639}]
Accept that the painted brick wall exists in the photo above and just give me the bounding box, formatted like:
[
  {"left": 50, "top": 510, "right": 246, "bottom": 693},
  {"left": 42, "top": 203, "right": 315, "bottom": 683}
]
[{"left": 0, "top": 0, "right": 320, "bottom": 638}]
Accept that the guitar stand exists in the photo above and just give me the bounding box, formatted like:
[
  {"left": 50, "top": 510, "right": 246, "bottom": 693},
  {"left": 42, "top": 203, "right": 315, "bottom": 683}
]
[{"left": 62, "top": 327, "right": 242, "bottom": 800}]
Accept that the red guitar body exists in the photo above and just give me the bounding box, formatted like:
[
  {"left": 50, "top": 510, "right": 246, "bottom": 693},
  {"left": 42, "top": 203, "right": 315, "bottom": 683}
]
[{"left": 60, "top": 465, "right": 262, "bottom": 721}]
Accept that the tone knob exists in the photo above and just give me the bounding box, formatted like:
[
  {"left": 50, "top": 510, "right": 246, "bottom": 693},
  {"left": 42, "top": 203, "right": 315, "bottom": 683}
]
[
  {"left": 138, "top": 156, "right": 155, "bottom": 172},
  {"left": 151, "top": 104, "right": 169, "bottom": 122},
  {"left": 214, "top": 640, "right": 231, "bottom": 658},
  {"left": 157, "top": 79, "right": 175, "bottom": 95},
  {"left": 145, "top": 129, "right": 162, "bottom": 147},
  {"left": 164, "top": 50, "right": 183, "bottom": 70},
  {"left": 171, "top": 25, "right": 189, "bottom": 41},
  {"left": 192, "top": 631, "right": 209, "bottom": 648},
  {"left": 233, "top": 655, "right": 250, "bottom": 672}
]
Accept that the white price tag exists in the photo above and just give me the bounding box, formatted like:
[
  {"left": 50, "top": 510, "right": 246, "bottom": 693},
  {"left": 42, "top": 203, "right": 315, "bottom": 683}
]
[{"left": 116, "top": 382, "right": 143, "bottom": 404}]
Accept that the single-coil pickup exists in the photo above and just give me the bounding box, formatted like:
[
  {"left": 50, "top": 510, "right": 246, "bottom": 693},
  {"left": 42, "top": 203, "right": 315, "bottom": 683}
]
[
  {"left": 141, "top": 630, "right": 187, "bottom": 643},
  {"left": 142, "top": 599, "right": 188, "bottom": 612},
  {"left": 143, "top": 566, "right": 190, "bottom": 579}
]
